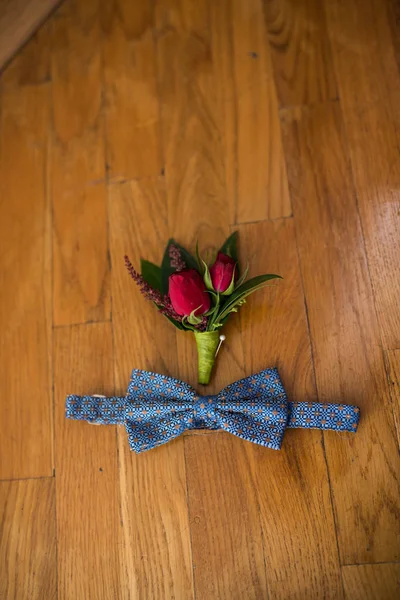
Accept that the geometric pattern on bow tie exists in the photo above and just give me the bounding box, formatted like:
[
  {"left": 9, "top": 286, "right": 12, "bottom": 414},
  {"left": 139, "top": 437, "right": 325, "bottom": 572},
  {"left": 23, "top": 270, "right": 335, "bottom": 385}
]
[{"left": 66, "top": 367, "right": 360, "bottom": 453}]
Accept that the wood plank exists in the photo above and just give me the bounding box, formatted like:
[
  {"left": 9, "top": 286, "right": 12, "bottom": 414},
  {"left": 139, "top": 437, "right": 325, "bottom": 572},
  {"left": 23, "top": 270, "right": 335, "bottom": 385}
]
[
  {"left": 0, "top": 478, "right": 56, "bottom": 599},
  {"left": 239, "top": 219, "right": 343, "bottom": 599},
  {"left": 325, "top": 0, "right": 400, "bottom": 108},
  {"left": 387, "top": 0, "right": 400, "bottom": 76},
  {"left": 108, "top": 178, "right": 194, "bottom": 599},
  {"left": 342, "top": 563, "right": 400, "bottom": 600},
  {"left": 1, "top": 18, "right": 51, "bottom": 86},
  {"left": 264, "top": 0, "right": 337, "bottom": 107},
  {"left": 386, "top": 349, "right": 400, "bottom": 449},
  {"left": 51, "top": 0, "right": 110, "bottom": 326},
  {"left": 54, "top": 322, "right": 122, "bottom": 599},
  {"left": 156, "top": 0, "right": 228, "bottom": 249},
  {"left": 340, "top": 96, "right": 400, "bottom": 349},
  {"left": 0, "top": 73, "right": 52, "bottom": 478},
  {"left": 280, "top": 101, "right": 400, "bottom": 564},
  {"left": 0, "top": 0, "right": 60, "bottom": 71},
  {"left": 101, "top": 0, "right": 162, "bottom": 180},
  {"left": 211, "top": 0, "right": 291, "bottom": 223},
  {"left": 326, "top": 0, "right": 400, "bottom": 348}
]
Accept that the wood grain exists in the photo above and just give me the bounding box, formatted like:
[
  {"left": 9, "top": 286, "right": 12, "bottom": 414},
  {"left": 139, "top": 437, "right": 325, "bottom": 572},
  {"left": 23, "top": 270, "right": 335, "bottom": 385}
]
[
  {"left": 386, "top": 349, "right": 400, "bottom": 449},
  {"left": 1, "top": 0, "right": 400, "bottom": 595},
  {"left": 325, "top": 0, "right": 400, "bottom": 108},
  {"left": 0, "top": 478, "right": 56, "bottom": 599},
  {"left": 326, "top": 0, "right": 400, "bottom": 349},
  {"left": 0, "top": 0, "right": 60, "bottom": 70},
  {"left": 239, "top": 219, "right": 343, "bottom": 599},
  {"left": 156, "top": 0, "right": 228, "bottom": 249},
  {"left": 220, "top": 0, "right": 291, "bottom": 223},
  {"left": 281, "top": 102, "right": 400, "bottom": 564},
  {"left": 51, "top": 0, "right": 110, "bottom": 326},
  {"left": 340, "top": 96, "right": 400, "bottom": 349},
  {"left": 387, "top": 0, "right": 400, "bottom": 76},
  {"left": 1, "top": 18, "right": 51, "bottom": 85},
  {"left": 101, "top": 0, "right": 162, "bottom": 180},
  {"left": 342, "top": 563, "right": 400, "bottom": 600},
  {"left": 0, "top": 71, "right": 52, "bottom": 479},
  {"left": 109, "top": 179, "right": 194, "bottom": 599},
  {"left": 264, "top": 0, "right": 337, "bottom": 106},
  {"left": 54, "top": 322, "right": 122, "bottom": 599}
]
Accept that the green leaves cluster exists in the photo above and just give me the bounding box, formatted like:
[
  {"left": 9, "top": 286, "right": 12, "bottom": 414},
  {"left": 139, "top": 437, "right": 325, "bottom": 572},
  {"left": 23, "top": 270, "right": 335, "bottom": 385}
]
[{"left": 140, "top": 231, "right": 282, "bottom": 332}]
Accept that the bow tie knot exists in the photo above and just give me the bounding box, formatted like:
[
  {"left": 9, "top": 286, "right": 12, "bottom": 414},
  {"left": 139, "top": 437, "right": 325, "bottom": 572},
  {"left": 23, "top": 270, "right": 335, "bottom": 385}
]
[{"left": 192, "top": 395, "right": 219, "bottom": 430}]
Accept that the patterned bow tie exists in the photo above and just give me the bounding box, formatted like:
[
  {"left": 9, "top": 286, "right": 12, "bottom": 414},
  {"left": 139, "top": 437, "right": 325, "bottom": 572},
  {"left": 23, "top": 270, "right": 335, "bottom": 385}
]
[{"left": 65, "top": 368, "right": 360, "bottom": 453}]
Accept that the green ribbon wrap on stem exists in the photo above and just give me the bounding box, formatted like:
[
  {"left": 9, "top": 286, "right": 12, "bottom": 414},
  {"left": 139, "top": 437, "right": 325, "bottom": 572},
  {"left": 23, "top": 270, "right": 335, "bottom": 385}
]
[{"left": 194, "top": 330, "right": 220, "bottom": 385}]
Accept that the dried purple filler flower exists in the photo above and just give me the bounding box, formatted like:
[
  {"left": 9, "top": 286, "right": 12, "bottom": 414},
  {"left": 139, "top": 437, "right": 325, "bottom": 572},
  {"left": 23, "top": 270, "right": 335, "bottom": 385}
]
[
  {"left": 124, "top": 255, "right": 164, "bottom": 305},
  {"left": 124, "top": 255, "right": 184, "bottom": 324},
  {"left": 169, "top": 244, "right": 186, "bottom": 271}
]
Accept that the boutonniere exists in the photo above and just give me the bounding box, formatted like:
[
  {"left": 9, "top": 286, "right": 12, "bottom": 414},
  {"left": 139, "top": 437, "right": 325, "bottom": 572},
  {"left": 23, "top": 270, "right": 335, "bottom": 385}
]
[{"left": 124, "top": 232, "right": 281, "bottom": 384}]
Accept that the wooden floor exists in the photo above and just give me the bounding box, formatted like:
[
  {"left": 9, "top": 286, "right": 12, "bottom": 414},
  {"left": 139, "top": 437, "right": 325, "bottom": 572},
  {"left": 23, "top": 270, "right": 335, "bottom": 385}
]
[
  {"left": 0, "top": 0, "right": 399, "bottom": 598},
  {"left": 0, "top": 0, "right": 61, "bottom": 69}
]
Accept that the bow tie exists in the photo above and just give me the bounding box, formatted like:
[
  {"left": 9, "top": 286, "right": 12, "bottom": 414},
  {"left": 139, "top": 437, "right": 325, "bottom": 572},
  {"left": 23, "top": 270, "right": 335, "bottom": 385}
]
[{"left": 65, "top": 368, "right": 360, "bottom": 453}]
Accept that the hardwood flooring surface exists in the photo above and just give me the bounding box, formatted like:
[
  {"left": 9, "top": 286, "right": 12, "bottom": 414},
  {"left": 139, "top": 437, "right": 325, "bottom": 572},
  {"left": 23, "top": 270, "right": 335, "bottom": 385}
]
[{"left": 0, "top": 0, "right": 399, "bottom": 598}]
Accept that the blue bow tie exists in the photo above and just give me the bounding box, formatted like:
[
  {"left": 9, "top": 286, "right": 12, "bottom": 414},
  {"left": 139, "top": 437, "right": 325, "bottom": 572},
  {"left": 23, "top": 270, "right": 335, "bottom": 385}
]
[{"left": 65, "top": 368, "right": 360, "bottom": 453}]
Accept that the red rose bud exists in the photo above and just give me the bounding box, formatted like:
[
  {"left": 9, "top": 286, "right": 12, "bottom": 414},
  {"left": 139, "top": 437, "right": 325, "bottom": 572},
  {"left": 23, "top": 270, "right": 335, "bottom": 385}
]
[
  {"left": 169, "top": 269, "right": 211, "bottom": 316},
  {"left": 210, "top": 252, "right": 237, "bottom": 293}
]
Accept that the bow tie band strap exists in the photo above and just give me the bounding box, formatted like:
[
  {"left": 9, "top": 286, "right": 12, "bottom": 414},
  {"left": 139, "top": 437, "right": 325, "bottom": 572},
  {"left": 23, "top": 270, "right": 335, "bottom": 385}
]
[{"left": 66, "top": 368, "right": 359, "bottom": 453}]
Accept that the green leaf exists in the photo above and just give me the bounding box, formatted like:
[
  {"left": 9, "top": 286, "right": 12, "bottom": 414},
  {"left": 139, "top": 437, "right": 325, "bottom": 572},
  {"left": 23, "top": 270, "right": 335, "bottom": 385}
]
[
  {"left": 187, "top": 308, "right": 203, "bottom": 325},
  {"left": 235, "top": 262, "right": 249, "bottom": 288},
  {"left": 161, "top": 238, "right": 199, "bottom": 294},
  {"left": 141, "top": 259, "right": 163, "bottom": 292},
  {"left": 218, "top": 274, "right": 282, "bottom": 321},
  {"left": 219, "top": 231, "right": 239, "bottom": 263},
  {"left": 181, "top": 316, "right": 198, "bottom": 332},
  {"left": 202, "top": 260, "right": 215, "bottom": 291},
  {"left": 177, "top": 243, "right": 198, "bottom": 270}
]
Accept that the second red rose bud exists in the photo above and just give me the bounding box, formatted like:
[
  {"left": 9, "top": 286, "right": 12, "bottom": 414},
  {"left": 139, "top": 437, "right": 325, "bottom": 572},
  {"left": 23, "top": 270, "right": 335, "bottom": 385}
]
[{"left": 210, "top": 252, "right": 237, "bottom": 293}]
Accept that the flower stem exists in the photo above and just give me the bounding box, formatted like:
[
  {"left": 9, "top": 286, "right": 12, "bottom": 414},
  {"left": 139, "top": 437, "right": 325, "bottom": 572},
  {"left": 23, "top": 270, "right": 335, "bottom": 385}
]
[{"left": 194, "top": 330, "right": 220, "bottom": 385}]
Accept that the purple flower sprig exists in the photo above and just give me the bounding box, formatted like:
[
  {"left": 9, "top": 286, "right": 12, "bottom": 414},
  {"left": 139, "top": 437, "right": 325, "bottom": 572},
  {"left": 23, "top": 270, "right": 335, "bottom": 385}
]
[
  {"left": 124, "top": 255, "right": 183, "bottom": 323},
  {"left": 169, "top": 244, "right": 186, "bottom": 271}
]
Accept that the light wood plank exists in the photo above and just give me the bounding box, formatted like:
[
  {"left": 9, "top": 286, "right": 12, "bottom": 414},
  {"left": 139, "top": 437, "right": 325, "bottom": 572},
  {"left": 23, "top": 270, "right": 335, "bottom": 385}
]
[
  {"left": 54, "top": 322, "right": 122, "bottom": 599},
  {"left": 340, "top": 97, "right": 400, "bottom": 349},
  {"left": 109, "top": 179, "right": 194, "bottom": 599},
  {"left": 386, "top": 349, "right": 400, "bottom": 449},
  {"left": 0, "top": 0, "right": 60, "bottom": 70},
  {"left": 51, "top": 0, "right": 110, "bottom": 326},
  {"left": 325, "top": 0, "right": 400, "bottom": 108},
  {"left": 0, "top": 478, "right": 56, "bottom": 599},
  {"left": 326, "top": 0, "right": 400, "bottom": 348},
  {"left": 264, "top": 0, "right": 337, "bottom": 106},
  {"left": 281, "top": 102, "right": 400, "bottom": 564},
  {"left": 1, "top": 18, "right": 51, "bottom": 85},
  {"left": 212, "top": 0, "right": 291, "bottom": 223},
  {"left": 101, "top": 0, "right": 162, "bottom": 180},
  {"left": 239, "top": 219, "right": 343, "bottom": 600},
  {"left": 156, "top": 0, "right": 228, "bottom": 249},
  {"left": 0, "top": 73, "right": 52, "bottom": 478},
  {"left": 342, "top": 563, "right": 400, "bottom": 600}
]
